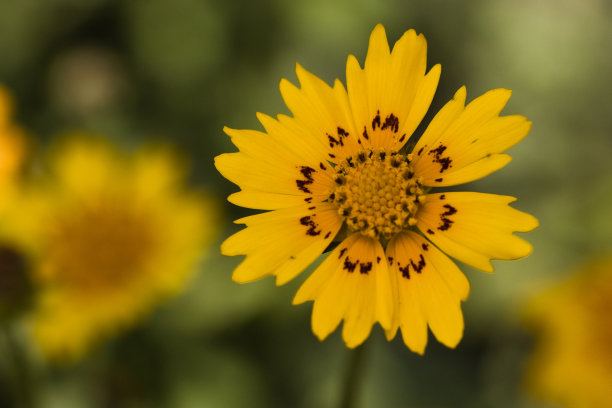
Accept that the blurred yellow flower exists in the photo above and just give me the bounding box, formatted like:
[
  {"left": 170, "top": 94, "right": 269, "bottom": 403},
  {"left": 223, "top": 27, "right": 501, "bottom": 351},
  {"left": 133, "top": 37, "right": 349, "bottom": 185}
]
[
  {"left": 6, "top": 137, "right": 217, "bottom": 363},
  {"left": 525, "top": 259, "right": 612, "bottom": 408},
  {"left": 216, "top": 24, "right": 537, "bottom": 352}
]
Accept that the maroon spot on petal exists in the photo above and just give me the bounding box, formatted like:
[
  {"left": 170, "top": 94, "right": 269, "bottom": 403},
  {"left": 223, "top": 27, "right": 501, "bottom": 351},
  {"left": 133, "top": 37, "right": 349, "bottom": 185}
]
[
  {"left": 428, "top": 144, "right": 453, "bottom": 173},
  {"left": 372, "top": 110, "right": 381, "bottom": 130},
  {"left": 327, "top": 133, "right": 342, "bottom": 148},
  {"left": 296, "top": 166, "right": 316, "bottom": 194},
  {"left": 380, "top": 113, "right": 399, "bottom": 133},
  {"left": 300, "top": 215, "right": 321, "bottom": 236},
  {"left": 359, "top": 261, "right": 372, "bottom": 275},
  {"left": 438, "top": 204, "right": 457, "bottom": 231},
  {"left": 410, "top": 254, "right": 426, "bottom": 273},
  {"left": 343, "top": 257, "right": 358, "bottom": 273}
]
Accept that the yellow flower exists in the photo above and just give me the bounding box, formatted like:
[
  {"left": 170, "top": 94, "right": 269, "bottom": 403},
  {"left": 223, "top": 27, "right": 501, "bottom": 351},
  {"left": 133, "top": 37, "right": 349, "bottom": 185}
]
[
  {"left": 216, "top": 24, "right": 538, "bottom": 352},
  {"left": 7, "top": 136, "right": 217, "bottom": 363},
  {"left": 524, "top": 259, "right": 612, "bottom": 408}
]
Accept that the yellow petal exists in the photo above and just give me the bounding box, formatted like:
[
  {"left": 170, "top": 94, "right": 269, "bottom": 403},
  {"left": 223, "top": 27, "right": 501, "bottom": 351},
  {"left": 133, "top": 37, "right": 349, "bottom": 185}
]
[
  {"left": 346, "top": 24, "right": 440, "bottom": 151},
  {"left": 222, "top": 202, "right": 342, "bottom": 284},
  {"left": 387, "top": 231, "right": 469, "bottom": 351},
  {"left": 227, "top": 190, "right": 316, "bottom": 210},
  {"left": 256, "top": 113, "right": 331, "bottom": 169},
  {"left": 413, "top": 88, "right": 531, "bottom": 186},
  {"left": 279, "top": 64, "right": 360, "bottom": 163},
  {"left": 293, "top": 233, "right": 392, "bottom": 348},
  {"left": 417, "top": 192, "right": 539, "bottom": 272},
  {"left": 214, "top": 152, "right": 334, "bottom": 201}
]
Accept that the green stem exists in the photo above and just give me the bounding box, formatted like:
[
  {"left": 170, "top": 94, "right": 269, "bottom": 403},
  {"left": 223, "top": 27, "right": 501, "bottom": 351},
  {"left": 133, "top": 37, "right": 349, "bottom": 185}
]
[
  {"left": 339, "top": 344, "right": 368, "bottom": 408},
  {"left": 2, "top": 323, "right": 34, "bottom": 408}
]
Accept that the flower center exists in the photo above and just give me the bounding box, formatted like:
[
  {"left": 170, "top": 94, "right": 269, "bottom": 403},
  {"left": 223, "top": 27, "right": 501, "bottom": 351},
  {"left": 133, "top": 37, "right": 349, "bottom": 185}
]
[
  {"left": 43, "top": 201, "right": 158, "bottom": 291},
  {"left": 330, "top": 150, "right": 425, "bottom": 239}
]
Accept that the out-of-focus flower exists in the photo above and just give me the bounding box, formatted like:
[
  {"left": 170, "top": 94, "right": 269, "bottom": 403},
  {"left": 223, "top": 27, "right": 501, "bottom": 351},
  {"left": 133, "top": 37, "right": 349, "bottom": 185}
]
[
  {"left": 215, "top": 24, "right": 538, "bottom": 352},
  {"left": 524, "top": 259, "right": 612, "bottom": 408},
  {"left": 5, "top": 136, "right": 217, "bottom": 363}
]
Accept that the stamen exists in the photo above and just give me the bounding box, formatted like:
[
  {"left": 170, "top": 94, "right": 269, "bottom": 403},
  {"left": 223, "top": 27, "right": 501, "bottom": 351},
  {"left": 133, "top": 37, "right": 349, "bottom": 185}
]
[{"left": 330, "top": 149, "right": 424, "bottom": 239}]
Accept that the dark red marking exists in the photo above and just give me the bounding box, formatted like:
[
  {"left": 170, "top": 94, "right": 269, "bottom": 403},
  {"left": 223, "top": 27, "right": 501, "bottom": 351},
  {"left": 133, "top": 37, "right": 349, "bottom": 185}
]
[
  {"left": 372, "top": 110, "right": 381, "bottom": 130},
  {"left": 296, "top": 166, "right": 316, "bottom": 194},
  {"left": 410, "top": 254, "right": 426, "bottom": 273},
  {"left": 300, "top": 216, "right": 321, "bottom": 236},
  {"left": 428, "top": 144, "right": 453, "bottom": 173},
  {"left": 327, "top": 133, "right": 342, "bottom": 148},
  {"left": 380, "top": 113, "right": 399, "bottom": 133},
  {"left": 362, "top": 127, "right": 369, "bottom": 140},
  {"left": 438, "top": 204, "right": 457, "bottom": 231},
  {"left": 359, "top": 262, "right": 372, "bottom": 275},
  {"left": 343, "top": 257, "right": 358, "bottom": 273},
  {"left": 399, "top": 264, "right": 411, "bottom": 279}
]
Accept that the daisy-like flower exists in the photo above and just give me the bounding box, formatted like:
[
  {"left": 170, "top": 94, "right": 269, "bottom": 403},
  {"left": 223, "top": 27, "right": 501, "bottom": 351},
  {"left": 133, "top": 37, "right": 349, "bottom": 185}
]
[
  {"left": 216, "top": 24, "right": 538, "bottom": 352},
  {"left": 6, "top": 136, "right": 216, "bottom": 362},
  {"left": 524, "top": 259, "right": 612, "bottom": 408}
]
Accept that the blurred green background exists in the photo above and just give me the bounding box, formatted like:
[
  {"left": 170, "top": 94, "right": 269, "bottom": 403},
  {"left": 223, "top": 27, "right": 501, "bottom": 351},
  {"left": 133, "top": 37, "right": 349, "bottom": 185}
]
[{"left": 1, "top": 0, "right": 611, "bottom": 407}]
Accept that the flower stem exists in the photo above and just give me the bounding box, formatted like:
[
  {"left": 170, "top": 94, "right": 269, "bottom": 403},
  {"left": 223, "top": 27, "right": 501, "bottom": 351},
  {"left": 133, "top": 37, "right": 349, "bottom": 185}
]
[{"left": 339, "top": 344, "right": 368, "bottom": 408}]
